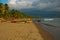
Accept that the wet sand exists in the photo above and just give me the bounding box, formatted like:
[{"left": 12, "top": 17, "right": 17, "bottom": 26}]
[
  {"left": 34, "top": 22, "right": 54, "bottom": 40},
  {"left": 0, "top": 22, "right": 54, "bottom": 40}
]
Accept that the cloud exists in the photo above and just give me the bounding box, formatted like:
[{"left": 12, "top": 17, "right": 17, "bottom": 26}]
[
  {"left": 35, "top": 1, "right": 60, "bottom": 9},
  {"left": 7, "top": 0, "right": 60, "bottom": 11},
  {"left": 36, "top": 3, "right": 48, "bottom": 9},
  {"left": 8, "top": 0, "right": 37, "bottom": 9},
  {"left": 8, "top": 0, "right": 16, "bottom": 4}
]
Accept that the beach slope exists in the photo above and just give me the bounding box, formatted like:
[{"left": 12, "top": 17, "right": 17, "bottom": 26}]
[{"left": 0, "top": 22, "right": 54, "bottom": 40}]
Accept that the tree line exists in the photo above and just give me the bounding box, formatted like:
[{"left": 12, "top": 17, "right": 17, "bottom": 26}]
[{"left": 0, "top": 3, "right": 30, "bottom": 19}]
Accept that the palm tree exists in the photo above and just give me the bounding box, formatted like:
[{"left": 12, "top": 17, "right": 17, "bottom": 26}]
[
  {"left": 2, "top": 3, "right": 11, "bottom": 20},
  {"left": 11, "top": 9, "right": 20, "bottom": 18},
  {"left": 4, "top": 3, "right": 9, "bottom": 11},
  {"left": 4, "top": 3, "right": 10, "bottom": 18},
  {"left": 0, "top": 3, "right": 4, "bottom": 18}
]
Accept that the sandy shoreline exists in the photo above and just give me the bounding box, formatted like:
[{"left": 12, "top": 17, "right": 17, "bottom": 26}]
[
  {"left": 34, "top": 22, "right": 54, "bottom": 40},
  {"left": 0, "top": 22, "right": 54, "bottom": 40}
]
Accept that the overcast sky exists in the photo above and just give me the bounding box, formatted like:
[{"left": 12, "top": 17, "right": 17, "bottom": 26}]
[{"left": 0, "top": 0, "right": 60, "bottom": 11}]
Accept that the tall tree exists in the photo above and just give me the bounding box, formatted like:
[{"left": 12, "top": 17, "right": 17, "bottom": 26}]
[
  {"left": 0, "top": 3, "right": 4, "bottom": 17},
  {"left": 4, "top": 3, "right": 9, "bottom": 11},
  {"left": 0, "top": 3, "right": 30, "bottom": 18},
  {"left": 4, "top": 3, "right": 10, "bottom": 18}
]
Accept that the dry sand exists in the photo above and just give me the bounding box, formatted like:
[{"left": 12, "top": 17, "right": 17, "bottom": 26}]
[{"left": 0, "top": 22, "right": 54, "bottom": 40}]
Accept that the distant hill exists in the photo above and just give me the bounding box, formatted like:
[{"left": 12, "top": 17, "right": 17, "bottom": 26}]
[{"left": 20, "top": 9, "right": 60, "bottom": 18}]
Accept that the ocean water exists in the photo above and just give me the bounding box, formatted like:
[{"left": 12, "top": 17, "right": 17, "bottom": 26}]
[
  {"left": 41, "top": 18, "right": 60, "bottom": 27},
  {"left": 34, "top": 18, "right": 60, "bottom": 40},
  {"left": 23, "top": 12, "right": 60, "bottom": 18},
  {"left": 26, "top": 14, "right": 60, "bottom": 18},
  {"left": 21, "top": 9, "right": 60, "bottom": 18}
]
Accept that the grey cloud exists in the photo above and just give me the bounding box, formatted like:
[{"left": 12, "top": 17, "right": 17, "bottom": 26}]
[{"left": 8, "top": 0, "right": 60, "bottom": 11}]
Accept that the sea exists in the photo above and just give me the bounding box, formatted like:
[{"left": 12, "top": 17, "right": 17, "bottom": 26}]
[
  {"left": 22, "top": 11, "right": 60, "bottom": 40},
  {"left": 34, "top": 18, "right": 60, "bottom": 40}
]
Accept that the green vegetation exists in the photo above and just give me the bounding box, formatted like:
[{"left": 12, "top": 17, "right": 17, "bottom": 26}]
[{"left": 0, "top": 3, "right": 31, "bottom": 19}]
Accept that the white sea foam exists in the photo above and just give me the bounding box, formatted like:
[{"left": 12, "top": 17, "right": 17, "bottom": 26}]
[{"left": 44, "top": 18, "right": 54, "bottom": 21}]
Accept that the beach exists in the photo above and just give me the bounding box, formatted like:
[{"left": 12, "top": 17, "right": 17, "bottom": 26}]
[
  {"left": 40, "top": 18, "right": 60, "bottom": 40},
  {"left": 0, "top": 22, "right": 54, "bottom": 40}
]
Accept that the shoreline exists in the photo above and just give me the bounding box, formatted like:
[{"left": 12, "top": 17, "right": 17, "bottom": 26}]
[
  {"left": 0, "top": 22, "right": 54, "bottom": 40},
  {"left": 33, "top": 22, "right": 54, "bottom": 40}
]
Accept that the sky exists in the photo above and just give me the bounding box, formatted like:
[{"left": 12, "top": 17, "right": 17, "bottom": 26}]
[
  {"left": 0, "top": 0, "right": 60, "bottom": 11},
  {"left": 0, "top": 0, "right": 7, "bottom": 3}
]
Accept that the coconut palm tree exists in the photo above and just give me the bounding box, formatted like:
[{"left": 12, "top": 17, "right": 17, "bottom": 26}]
[
  {"left": 4, "top": 3, "right": 9, "bottom": 11},
  {"left": 0, "top": 3, "right": 4, "bottom": 17},
  {"left": 4, "top": 3, "right": 10, "bottom": 18},
  {"left": 0, "top": 3, "right": 4, "bottom": 13}
]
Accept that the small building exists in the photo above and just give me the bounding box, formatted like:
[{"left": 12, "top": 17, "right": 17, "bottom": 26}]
[{"left": 26, "top": 18, "right": 32, "bottom": 23}]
